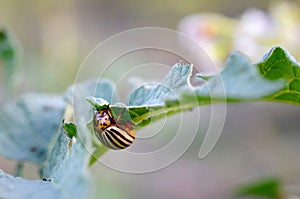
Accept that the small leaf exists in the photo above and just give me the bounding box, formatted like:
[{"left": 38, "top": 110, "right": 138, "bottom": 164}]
[
  {"left": 128, "top": 83, "right": 173, "bottom": 106},
  {"left": 63, "top": 122, "right": 77, "bottom": 139},
  {"left": 86, "top": 47, "right": 300, "bottom": 166},
  {"left": 0, "top": 93, "right": 65, "bottom": 165},
  {"left": 128, "top": 63, "right": 193, "bottom": 106},
  {"left": 81, "top": 80, "right": 120, "bottom": 164},
  {"left": 0, "top": 29, "right": 16, "bottom": 64},
  {"left": 62, "top": 121, "right": 78, "bottom": 153},
  {"left": 235, "top": 177, "right": 283, "bottom": 199},
  {"left": 126, "top": 63, "right": 193, "bottom": 126},
  {"left": 257, "top": 46, "right": 300, "bottom": 105},
  {"left": 162, "top": 62, "right": 193, "bottom": 89},
  {"left": 68, "top": 79, "right": 118, "bottom": 123},
  {"left": 86, "top": 97, "right": 109, "bottom": 110}
]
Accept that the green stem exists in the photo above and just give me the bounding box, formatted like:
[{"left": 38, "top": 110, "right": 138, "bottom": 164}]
[
  {"left": 14, "top": 161, "right": 24, "bottom": 177},
  {"left": 89, "top": 145, "right": 108, "bottom": 167}
]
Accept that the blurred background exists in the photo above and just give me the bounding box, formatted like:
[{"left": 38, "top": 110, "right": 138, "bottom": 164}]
[{"left": 1, "top": 0, "right": 300, "bottom": 198}]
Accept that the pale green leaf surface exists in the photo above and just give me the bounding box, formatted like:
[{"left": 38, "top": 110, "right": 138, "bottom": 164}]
[
  {"left": 90, "top": 47, "right": 299, "bottom": 131},
  {"left": 0, "top": 79, "right": 118, "bottom": 199},
  {"left": 0, "top": 93, "right": 65, "bottom": 164},
  {"left": 38, "top": 79, "right": 118, "bottom": 198},
  {"left": 125, "top": 63, "right": 193, "bottom": 126},
  {"left": 192, "top": 51, "right": 285, "bottom": 101},
  {"left": 128, "top": 63, "right": 193, "bottom": 106},
  {"left": 40, "top": 126, "right": 89, "bottom": 199},
  {"left": 0, "top": 170, "right": 62, "bottom": 199}
]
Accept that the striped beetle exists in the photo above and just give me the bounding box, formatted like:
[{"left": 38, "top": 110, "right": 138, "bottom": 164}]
[{"left": 93, "top": 106, "right": 135, "bottom": 150}]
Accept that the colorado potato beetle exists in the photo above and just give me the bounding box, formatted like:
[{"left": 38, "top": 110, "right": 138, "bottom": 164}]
[{"left": 93, "top": 107, "right": 135, "bottom": 150}]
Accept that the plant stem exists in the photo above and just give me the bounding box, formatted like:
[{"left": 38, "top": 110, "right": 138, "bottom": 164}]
[{"left": 14, "top": 161, "right": 24, "bottom": 177}]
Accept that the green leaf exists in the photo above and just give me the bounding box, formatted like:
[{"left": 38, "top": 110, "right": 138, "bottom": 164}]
[
  {"left": 40, "top": 125, "right": 89, "bottom": 199},
  {"left": 82, "top": 79, "right": 119, "bottom": 154},
  {"left": 0, "top": 79, "right": 119, "bottom": 198},
  {"left": 0, "top": 29, "right": 16, "bottom": 64},
  {"left": 88, "top": 47, "right": 300, "bottom": 129},
  {"left": 36, "top": 79, "right": 118, "bottom": 198},
  {"left": 86, "top": 46, "right": 300, "bottom": 165},
  {"left": 125, "top": 63, "right": 193, "bottom": 126},
  {"left": 0, "top": 93, "right": 88, "bottom": 198},
  {"left": 0, "top": 29, "right": 19, "bottom": 100},
  {"left": 235, "top": 177, "right": 283, "bottom": 199},
  {"left": 128, "top": 62, "right": 193, "bottom": 106},
  {"left": 0, "top": 93, "right": 65, "bottom": 165},
  {"left": 63, "top": 122, "right": 77, "bottom": 139},
  {"left": 74, "top": 79, "right": 119, "bottom": 165},
  {"left": 0, "top": 129, "right": 89, "bottom": 199},
  {"left": 64, "top": 78, "right": 118, "bottom": 121},
  {"left": 40, "top": 79, "right": 119, "bottom": 197},
  {"left": 257, "top": 46, "right": 300, "bottom": 105},
  {"left": 191, "top": 51, "right": 286, "bottom": 102},
  {"left": 127, "top": 48, "right": 296, "bottom": 126},
  {"left": 86, "top": 97, "right": 110, "bottom": 111}
]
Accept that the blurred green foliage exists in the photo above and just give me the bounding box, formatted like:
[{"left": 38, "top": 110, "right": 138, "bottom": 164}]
[
  {"left": 236, "top": 177, "right": 282, "bottom": 199},
  {"left": 0, "top": 29, "right": 18, "bottom": 100}
]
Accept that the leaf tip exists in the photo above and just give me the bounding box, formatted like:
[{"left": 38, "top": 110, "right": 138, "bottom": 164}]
[{"left": 86, "top": 96, "right": 110, "bottom": 110}]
